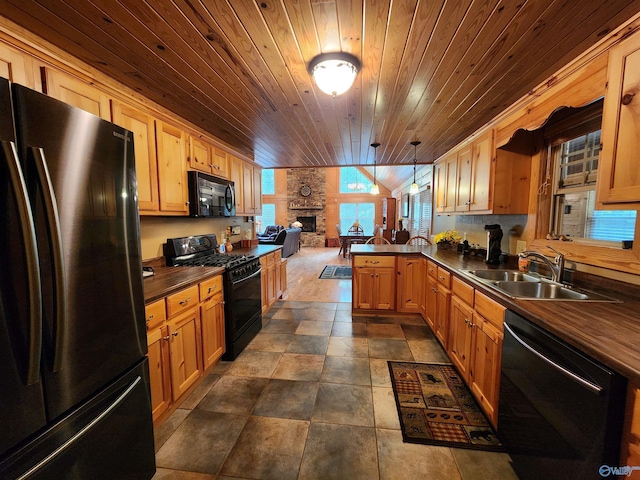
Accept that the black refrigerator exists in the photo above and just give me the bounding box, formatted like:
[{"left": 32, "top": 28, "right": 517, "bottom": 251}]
[{"left": 0, "top": 78, "right": 155, "bottom": 479}]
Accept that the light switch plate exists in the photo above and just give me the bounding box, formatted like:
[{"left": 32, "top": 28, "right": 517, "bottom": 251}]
[{"left": 516, "top": 240, "right": 527, "bottom": 254}]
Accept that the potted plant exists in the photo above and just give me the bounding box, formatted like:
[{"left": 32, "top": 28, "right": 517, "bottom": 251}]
[{"left": 434, "top": 230, "right": 462, "bottom": 250}]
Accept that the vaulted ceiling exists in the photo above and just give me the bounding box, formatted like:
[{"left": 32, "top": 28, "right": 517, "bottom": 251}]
[{"left": 2, "top": 1, "right": 639, "bottom": 189}]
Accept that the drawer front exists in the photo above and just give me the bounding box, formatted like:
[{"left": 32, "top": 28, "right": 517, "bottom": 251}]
[
  {"left": 145, "top": 298, "right": 166, "bottom": 330},
  {"left": 166, "top": 285, "right": 199, "bottom": 318},
  {"left": 427, "top": 261, "right": 437, "bottom": 279},
  {"left": 200, "top": 275, "right": 223, "bottom": 301},
  {"left": 264, "top": 252, "right": 275, "bottom": 267},
  {"left": 452, "top": 276, "right": 474, "bottom": 306},
  {"left": 474, "top": 291, "right": 505, "bottom": 329},
  {"left": 354, "top": 255, "right": 395, "bottom": 268},
  {"left": 274, "top": 249, "right": 282, "bottom": 262},
  {"left": 436, "top": 267, "right": 451, "bottom": 288}
]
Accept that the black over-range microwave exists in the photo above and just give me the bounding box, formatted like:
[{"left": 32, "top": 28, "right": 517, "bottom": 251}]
[{"left": 188, "top": 171, "right": 236, "bottom": 217}]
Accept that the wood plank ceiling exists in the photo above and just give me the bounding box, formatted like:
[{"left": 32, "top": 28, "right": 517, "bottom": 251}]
[{"left": 2, "top": 0, "right": 639, "bottom": 190}]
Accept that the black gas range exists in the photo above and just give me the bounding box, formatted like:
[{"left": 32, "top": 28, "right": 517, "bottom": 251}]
[{"left": 164, "top": 234, "right": 262, "bottom": 360}]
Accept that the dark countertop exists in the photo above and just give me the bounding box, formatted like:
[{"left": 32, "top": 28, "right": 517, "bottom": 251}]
[
  {"left": 350, "top": 244, "right": 640, "bottom": 384},
  {"left": 142, "top": 244, "right": 282, "bottom": 304}
]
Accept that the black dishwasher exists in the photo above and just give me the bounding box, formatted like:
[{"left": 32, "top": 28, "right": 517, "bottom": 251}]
[{"left": 498, "top": 311, "right": 626, "bottom": 480}]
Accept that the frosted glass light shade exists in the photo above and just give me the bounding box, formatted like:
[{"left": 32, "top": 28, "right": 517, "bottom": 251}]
[
  {"left": 410, "top": 182, "right": 419, "bottom": 194},
  {"left": 309, "top": 53, "right": 360, "bottom": 97},
  {"left": 370, "top": 183, "right": 380, "bottom": 195}
]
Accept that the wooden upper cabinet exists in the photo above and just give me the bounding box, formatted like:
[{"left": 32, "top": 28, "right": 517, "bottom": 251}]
[
  {"left": 597, "top": 31, "right": 640, "bottom": 207},
  {"left": 253, "top": 167, "right": 262, "bottom": 215},
  {"left": 455, "top": 146, "right": 473, "bottom": 212},
  {"left": 230, "top": 155, "right": 244, "bottom": 214},
  {"left": 188, "top": 136, "right": 211, "bottom": 174},
  {"left": 111, "top": 100, "right": 159, "bottom": 213},
  {"left": 444, "top": 153, "right": 458, "bottom": 213},
  {"left": 42, "top": 68, "right": 110, "bottom": 120},
  {"left": 0, "top": 42, "right": 40, "bottom": 90},
  {"left": 156, "top": 120, "right": 189, "bottom": 215},
  {"left": 434, "top": 161, "right": 448, "bottom": 213},
  {"left": 469, "top": 131, "right": 494, "bottom": 212},
  {"left": 212, "top": 147, "right": 230, "bottom": 179},
  {"left": 243, "top": 163, "right": 254, "bottom": 214}
]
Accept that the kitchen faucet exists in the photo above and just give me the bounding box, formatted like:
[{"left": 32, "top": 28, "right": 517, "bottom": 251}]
[{"left": 521, "top": 246, "right": 565, "bottom": 283}]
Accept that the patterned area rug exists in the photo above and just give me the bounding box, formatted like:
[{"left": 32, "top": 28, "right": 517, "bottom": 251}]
[
  {"left": 388, "top": 361, "right": 504, "bottom": 451},
  {"left": 319, "top": 265, "right": 352, "bottom": 279}
]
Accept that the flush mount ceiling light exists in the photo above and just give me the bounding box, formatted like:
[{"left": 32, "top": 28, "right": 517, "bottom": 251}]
[
  {"left": 370, "top": 142, "right": 380, "bottom": 195},
  {"left": 309, "top": 52, "right": 361, "bottom": 97},
  {"left": 410, "top": 141, "right": 421, "bottom": 194}
]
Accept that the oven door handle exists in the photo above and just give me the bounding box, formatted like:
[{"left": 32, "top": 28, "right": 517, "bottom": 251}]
[
  {"left": 504, "top": 322, "right": 602, "bottom": 394},
  {"left": 231, "top": 267, "right": 262, "bottom": 285}
]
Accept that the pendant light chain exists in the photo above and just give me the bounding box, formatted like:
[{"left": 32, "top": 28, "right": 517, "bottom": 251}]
[
  {"left": 410, "top": 141, "right": 421, "bottom": 194},
  {"left": 370, "top": 142, "right": 380, "bottom": 195}
]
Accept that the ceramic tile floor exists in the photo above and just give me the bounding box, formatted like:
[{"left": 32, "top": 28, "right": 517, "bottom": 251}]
[{"left": 152, "top": 301, "right": 519, "bottom": 480}]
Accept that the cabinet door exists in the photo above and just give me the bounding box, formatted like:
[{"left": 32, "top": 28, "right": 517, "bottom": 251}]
[
  {"left": 167, "top": 308, "right": 202, "bottom": 401},
  {"left": 470, "top": 131, "right": 493, "bottom": 212},
  {"left": 374, "top": 268, "right": 396, "bottom": 310},
  {"left": 253, "top": 167, "right": 262, "bottom": 215},
  {"left": 230, "top": 155, "right": 244, "bottom": 214},
  {"left": 243, "top": 163, "right": 254, "bottom": 214},
  {"left": 434, "top": 162, "right": 447, "bottom": 213},
  {"left": 444, "top": 154, "right": 458, "bottom": 213},
  {"left": 112, "top": 101, "right": 159, "bottom": 213},
  {"left": 397, "top": 256, "right": 424, "bottom": 313},
  {"left": 425, "top": 276, "right": 437, "bottom": 331},
  {"left": 0, "top": 42, "right": 40, "bottom": 89},
  {"left": 275, "top": 258, "right": 282, "bottom": 299},
  {"left": 147, "top": 326, "right": 171, "bottom": 422},
  {"left": 597, "top": 33, "right": 640, "bottom": 206},
  {"left": 448, "top": 296, "right": 474, "bottom": 379},
  {"left": 156, "top": 120, "right": 189, "bottom": 214},
  {"left": 266, "top": 264, "right": 276, "bottom": 308},
  {"left": 201, "top": 294, "right": 225, "bottom": 370},
  {"left": 455, "top": 146, "right": 473, "bottom": 212},
  {"left": 188, "top": 136, "right": 211, "bottom": 174},
  {"left": 42, "top": 68, "right": 110, "bottom": 120},
  {"left": 353, "top": 267, "right": 375, "bottom": 310},
  {"left": 212, "top": 147, "right": 230, "bottom": 179},
  {"left": 435, "top": 284, "right": 451, "bottom": 348},
  {"left": 470, "top": 314, "right": 503, "bottom": 427}
]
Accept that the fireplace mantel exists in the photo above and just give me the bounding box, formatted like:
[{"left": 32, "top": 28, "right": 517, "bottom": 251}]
[{"left": 289, "top": 205, "right": 323, "bottom": 210}]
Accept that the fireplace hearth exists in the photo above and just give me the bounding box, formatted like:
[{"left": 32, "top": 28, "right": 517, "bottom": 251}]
[{"left": 297, "top": 216, "right": 316, "bottom": 233}]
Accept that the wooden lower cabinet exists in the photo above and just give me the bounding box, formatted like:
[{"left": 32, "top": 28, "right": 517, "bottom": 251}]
[
  {"left": 261, "top": 251, "right": 281, "bottom": 314},
  {"left": 353, "top": 256, "right": 396, "bottom": 311},
  {"left": 434, "top": 282, "right": 451, "bottom": 348},
  {"left": 146, "top": 325, "right": 171, "bottom": 422},
  {"left": 622, "top": 383, "right": 640, "bottom": 466},
  {"left": 397, "top": 255, "right": 425, "bottom": 313},
  {"left": 425, "top": 276, "right": 437, "bottom": 330},
  {"left": 167, "top": 307, "right": 202, "bottom": 401},
  {"left": 448, "top": 295, "right": 475, "bottom": 379},
  {"left": 200, "top": 292, "right": 225, "bottom": 370},
  {"left": 470, "top": 313, "right": 503, "bottom": 426}
]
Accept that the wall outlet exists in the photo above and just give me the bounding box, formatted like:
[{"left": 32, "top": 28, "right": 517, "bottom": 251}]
[{"left": 516, "top": 240, "right": 527, "bottom": 254}]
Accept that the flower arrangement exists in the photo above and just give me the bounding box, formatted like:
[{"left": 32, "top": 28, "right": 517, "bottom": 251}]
[{"left": 434, "top": 230, "right": 462, "bottom": 249}]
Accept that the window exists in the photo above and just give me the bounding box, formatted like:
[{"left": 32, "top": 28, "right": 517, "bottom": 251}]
[
  {"left": 262, "top": 169, "right": 275, "bottom": 195},
  {"left": 255, "top": 203, "right": 275, "bottom": 233},
  {"left": 339, "top": 202, "right": 375, "bottom": 235},
  {"left": 409, "top": 187, "right": 432, "bottom": 238},
  {"left": 339, "top": 167, "right": 374, "bottom": 193},
  {"left": 551, "top": 130, "right": 636, "bottom": 244}
]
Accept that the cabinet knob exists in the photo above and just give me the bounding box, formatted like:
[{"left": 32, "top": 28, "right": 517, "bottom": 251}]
[
  {"left": 172, "top": 331, "right": 179, "bottom": 337},
  {"left": 163, "top": 336, "right": 170, "bottom": 341},
  {"left": 185, "top": 201, "right": 190, "bottom": 205},
  {"left": 439, "top": 275, "right": 445, "bottom": 280},
  {"left": 208, "top": 286, "right": 216, "bottom": 293},
  {"left": 179, "top": 297, "right": 192, "bottom": 306},
  {"left": 146, "top": 314, "right": 154, "bottom": 323},
  {"left": 464, "top": 318, "right": 469, "bottom": 324}
]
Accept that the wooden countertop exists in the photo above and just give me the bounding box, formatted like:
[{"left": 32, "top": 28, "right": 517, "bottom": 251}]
[
  {"left": 142, "top": 245, "right": 282, "bottom": 304},
  {"left": 350, "top": 244, "right": 640, "bottom": 384}
]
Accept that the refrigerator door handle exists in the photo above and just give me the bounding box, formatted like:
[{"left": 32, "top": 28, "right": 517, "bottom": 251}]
[
  {"left": 30, "top": 146, "right": 66, "bottom": 373},
  {"left": 15, "top": 375, "right": 144, "bottom": 480},
  {"left": 1, "top": 140, "right": 42, "bottom": 385}
]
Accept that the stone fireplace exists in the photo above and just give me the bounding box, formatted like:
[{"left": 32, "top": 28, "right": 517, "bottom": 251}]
[
  {"left": 296, "top": 216, "right": 316, "bottom": 233},
  {"left": 287, "top": 168, "right": 326, "bottom": 247}
]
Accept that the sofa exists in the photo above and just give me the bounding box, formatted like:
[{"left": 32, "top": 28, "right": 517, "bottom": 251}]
[
  {"left": 256, "top": 225, "right": 283, "bottom": 242},
  {"left": 258, "top": 226, "right": 301, "bottom": 258}
]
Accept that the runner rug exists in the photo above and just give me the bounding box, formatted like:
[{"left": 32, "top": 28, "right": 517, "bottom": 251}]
[
  {"left": 388, "top": 361, "right": 504, "bottom": 451},
  {"left": 319, "top": 265, "right": 352, "bottom": 279}
]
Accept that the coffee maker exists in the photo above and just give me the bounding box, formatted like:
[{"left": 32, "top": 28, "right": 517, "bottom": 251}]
[{"left": 485, "top": 224, "right": 503, "bottom": 265}]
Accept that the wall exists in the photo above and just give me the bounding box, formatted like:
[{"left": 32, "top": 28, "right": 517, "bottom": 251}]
[{"left": 140, "top": 217, "right": 253, "bottom": 260}]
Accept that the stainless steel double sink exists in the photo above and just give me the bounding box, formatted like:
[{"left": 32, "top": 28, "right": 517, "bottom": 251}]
[{"left": 461, "top": 269, "right": 619, "bottom": 302}]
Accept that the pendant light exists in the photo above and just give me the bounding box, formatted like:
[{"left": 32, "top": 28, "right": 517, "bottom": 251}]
[
  {"left": 370, "top": 142, "right": 380, "bottom": 195},
  {"left": 309, "top": 52, "right": 361, "bottom": 97},
  {"left": 409, "top": 141, "right": 421, "bottom": 194}
]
